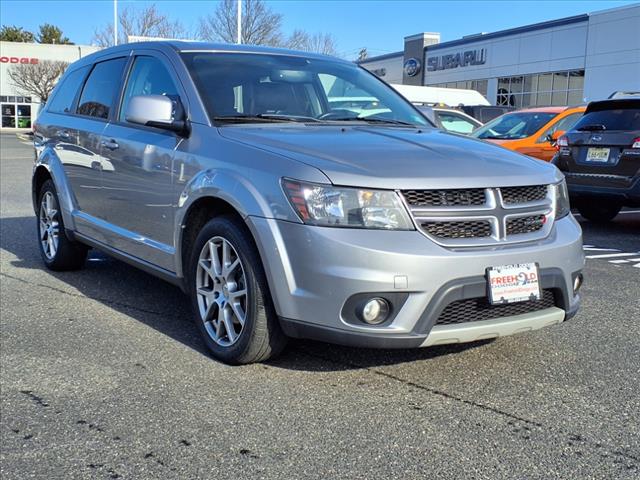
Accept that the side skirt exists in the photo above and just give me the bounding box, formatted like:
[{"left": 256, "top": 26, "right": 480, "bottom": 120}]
[{"left": 75, "top": 232, "right": 186, "bottom": 291}]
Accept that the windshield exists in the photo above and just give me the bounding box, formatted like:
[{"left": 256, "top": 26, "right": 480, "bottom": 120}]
[
  {"left": 181, "top": 52, "right": 430, "bottom": 127},
  {"left": 472, "top": 111, "right": 556, "bottom": 140}
]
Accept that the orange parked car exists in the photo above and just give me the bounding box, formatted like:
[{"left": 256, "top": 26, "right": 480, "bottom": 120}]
[{"left": 471, "top": 106, "right": 586, "bottom": 161}]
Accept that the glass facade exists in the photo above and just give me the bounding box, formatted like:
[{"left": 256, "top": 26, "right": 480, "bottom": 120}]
[
  {"left": 496, "top": 70, "right": 584, "bottom": 107},
  {"left": 430, "top": 79, "right": 488, "bottom": 98},
  {"left": 427, "top": 70, "right": 584, "bottom": 108}
]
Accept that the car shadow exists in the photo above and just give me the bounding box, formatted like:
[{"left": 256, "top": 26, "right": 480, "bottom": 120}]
[
  {"left": 1, "top": 215, "right": 489, "bottom": 371},
  {"left": 574, "top": 209, "right": 639, "bottom": 249}
]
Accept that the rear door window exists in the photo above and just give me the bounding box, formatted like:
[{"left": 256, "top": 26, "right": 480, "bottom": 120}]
[
  {"left": 48, "top": 66, "right": 89, "bottom": 114},
  {"left": 77, "top": 57, "right": 127, "bottom": 119}
]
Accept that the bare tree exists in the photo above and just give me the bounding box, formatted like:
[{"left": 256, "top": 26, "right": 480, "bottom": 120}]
[
  {"left": 198, "top": 0, "right": 283, "bottom": 46},
  {"left": 92, "top": 3, "right": 186, "bottom": 47},
  {"left": 8, "top": 60, "right": 69, "bottom": 103},
  {"left": 287, "top": 30, "right": 337, "bottom": 56},
  {"left": 357, "top": 48, "right": 368, "bottom": 62}
]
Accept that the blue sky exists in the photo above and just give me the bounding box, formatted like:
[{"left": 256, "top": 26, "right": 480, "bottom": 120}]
[{"left": 1, "top": 0, "right": 635, "bottom": 58}]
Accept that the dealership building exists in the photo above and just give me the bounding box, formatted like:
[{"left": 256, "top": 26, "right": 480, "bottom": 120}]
[
  {"left": 360, "top": 3, "right": 640, "bottom": 107},
  {"left": 0, "top": 41, "right": 101, "bottom": 129}
]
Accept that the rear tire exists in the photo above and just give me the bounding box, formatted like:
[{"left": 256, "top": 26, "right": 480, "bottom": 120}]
[
  {"left": 576, "top": 202, "right": 621, "bottom": 223},
  {"left": 187, "top": 215, "right": 287, "bottom": 364},
  {"left": 37, "top": 180, "right": 88, "bottom": 271}
]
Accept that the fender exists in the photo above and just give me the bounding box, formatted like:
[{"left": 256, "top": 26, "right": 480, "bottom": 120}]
[
  {"left": 33, "top": 145, "right": 78, "bottom": 233},
  {"left": 173, "top": 168, "right": 298, "bottom": 278}
]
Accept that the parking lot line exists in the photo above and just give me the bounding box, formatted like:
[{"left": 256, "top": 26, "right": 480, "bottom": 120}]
[{"left": 585, "top": 252, "right": 638, "bottom": 259}]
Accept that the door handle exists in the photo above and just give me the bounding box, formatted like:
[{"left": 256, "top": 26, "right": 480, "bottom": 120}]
[
  {"left": 56, "top": 130, "right": 70, "bottom": 139},
  {"left": 101, "top": 139, "right": 119, "bottom": 150}
]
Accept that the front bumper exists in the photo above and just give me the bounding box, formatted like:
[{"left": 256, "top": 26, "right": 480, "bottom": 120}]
[{"left": 248, "top": 215, "right": 584, "bottom": 348}]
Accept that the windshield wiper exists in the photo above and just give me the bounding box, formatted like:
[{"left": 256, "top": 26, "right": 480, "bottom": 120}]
[
  {"left": 576, "top": 124, "right": 607, "bottom": 131},
  {"left": 328, "top": 117, "right": 417, "bottom": 127},
  {"left": 213, "top": 114, "right": 321, "bottom": 124},
  {"left": 480, "top": 134, "right": 509, "bottom": 139}
]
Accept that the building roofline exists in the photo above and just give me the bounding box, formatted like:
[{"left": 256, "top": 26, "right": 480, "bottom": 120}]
[
  {"left": 404, "top": 32, "right": 440, "bottom": 42},
  {"left": 425, "top": 13, "right": 588, "bottom": 52},
  {"left": 358, "top": 51, "right": 403, "bottom": 64}
]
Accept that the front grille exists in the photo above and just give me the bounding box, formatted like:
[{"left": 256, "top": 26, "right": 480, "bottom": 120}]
[
  {"left": 421, "top": 220, "right": 492, "bottom": 239},
  {"left": 404, "top": 184, "right": 553, "bottom": 246},
  {"left": 435, "top": 289, "right": 557, "bottom": 326},
  {"left": 402, "top": 189, "right": 486, "bottom": 207},
  {"left": 501, "top": 185, "right": 548, "bottom": 204},
  {"left": 506, "top": 215, "right": 546, "bottom": 235}
]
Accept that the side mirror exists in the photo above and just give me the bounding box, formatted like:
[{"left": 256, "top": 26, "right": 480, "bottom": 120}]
[
  {"left": 125, "top": 95, "right": 189, "bottom": 136},
  {"left": 547, "top": 130, "right": 565, "bottom": 144}
]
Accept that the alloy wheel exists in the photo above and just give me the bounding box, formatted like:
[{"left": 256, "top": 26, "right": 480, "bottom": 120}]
[
  {"left": 39, "top": 191, "right": 60, "bottom": 260},
  {"left": 196, "top": 236, "right": 248, "bottom": 347}
]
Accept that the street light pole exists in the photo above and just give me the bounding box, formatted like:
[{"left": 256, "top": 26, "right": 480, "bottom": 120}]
[
  {"left": 236, "top": 0, "right": 242, "bottom": 44},
  {"left": 113, "top": 0, "right": 118, "bottom": 46}
]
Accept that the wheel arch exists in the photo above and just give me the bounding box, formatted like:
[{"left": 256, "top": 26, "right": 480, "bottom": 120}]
[
  {"left": 32, "top": 147, "right": 78, "bottom": 232},
  {"left": 32, "top": 165, "right": 52, "bottom": 213}
]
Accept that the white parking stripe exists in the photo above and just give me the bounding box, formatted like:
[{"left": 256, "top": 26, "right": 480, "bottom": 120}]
[
  {"left": 585, "top": 252, "right": 638, "bottom": 259},
  {"left": 583, "top": 247, "right": 619, "bottom": 252}
]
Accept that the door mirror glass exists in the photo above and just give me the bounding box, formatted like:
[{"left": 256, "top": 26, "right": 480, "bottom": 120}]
[{"left": 125, "top": 95, "right": 187, "bottom": 134}]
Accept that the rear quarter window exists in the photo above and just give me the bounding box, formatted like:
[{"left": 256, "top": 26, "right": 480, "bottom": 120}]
[{"left": 47, "top": 66, "right": 89, "bottom": 114}]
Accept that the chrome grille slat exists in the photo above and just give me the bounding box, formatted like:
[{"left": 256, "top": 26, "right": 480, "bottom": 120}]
[{"left": 401, "top": 185, "right": 553, "bottom": 246}]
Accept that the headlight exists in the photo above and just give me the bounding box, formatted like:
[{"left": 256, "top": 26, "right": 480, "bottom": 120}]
[
  {"left": 554, "top": 179, "right": 570, "bottom": 219},
  {"left": 282, "top": 179, "right": 414, "bottom": 230}
]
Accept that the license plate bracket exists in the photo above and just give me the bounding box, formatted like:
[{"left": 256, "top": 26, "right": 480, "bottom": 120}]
[{"left": 487, "top": 263, "right": 541, "bottom": 305}]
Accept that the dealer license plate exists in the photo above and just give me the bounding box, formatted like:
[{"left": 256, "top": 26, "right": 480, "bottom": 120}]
[
  {"left": 487, "top": 263, "right": 541, "bottom": 305},
  {"left": 586, "top": 147, "right": 610, "bottom": 162}
]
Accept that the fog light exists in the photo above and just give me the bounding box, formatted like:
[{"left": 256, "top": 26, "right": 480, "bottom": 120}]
[
  {"left": 573, "top": 273, "right": 584, "bottom": 293},
  {"left": 359, "top": 298, "right": 390, "bottom": 325}
]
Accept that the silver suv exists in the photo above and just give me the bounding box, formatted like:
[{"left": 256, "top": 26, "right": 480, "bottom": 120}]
[{"left": 32, "top": 42, "right": 584, "bottom": 364}]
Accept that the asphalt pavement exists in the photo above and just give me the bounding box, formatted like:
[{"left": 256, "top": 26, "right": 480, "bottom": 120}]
[{"left": 1, "top": 132, "right": 639, "bottom": 479}]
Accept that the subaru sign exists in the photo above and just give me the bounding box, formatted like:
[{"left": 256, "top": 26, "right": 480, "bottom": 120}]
[
  {"left": 427, "top": 49, "right": 487, "bottom": 71},
  {"left": 403, "top": 58, "right": 421, "bottom": 77}
]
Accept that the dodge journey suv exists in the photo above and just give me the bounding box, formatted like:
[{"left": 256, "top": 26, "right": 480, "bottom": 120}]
[{"left": 32, "top": 42, "right": 584, "bottom": 364}]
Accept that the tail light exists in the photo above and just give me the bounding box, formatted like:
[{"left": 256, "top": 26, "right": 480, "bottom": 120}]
[
  {"left": 632, "top": 137, "right": 640, "bottom": 148},
  {"left": 557, "top": 135, "right": 569, "bottom": 148},
  {"left": 555, "top": 135, "right": 569, "bottom": 152}
]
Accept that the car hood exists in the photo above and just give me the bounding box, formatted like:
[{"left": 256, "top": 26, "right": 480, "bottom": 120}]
[{"left": 219, "top": 125, "right": 562, "bottom": 189}]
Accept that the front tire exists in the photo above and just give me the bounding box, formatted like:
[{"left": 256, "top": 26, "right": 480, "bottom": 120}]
[
  {"left": 188, "top": 215, "right": 287, "bottom": 364},
  {"left": 576, "top": 202, "right": 621, "bottom": 223},
  {"left": 37, "top": 180, "right": 88, "bottom": 271}
]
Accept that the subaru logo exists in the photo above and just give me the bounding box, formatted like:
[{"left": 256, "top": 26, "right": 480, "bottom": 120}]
[
  {"left": 591, "top": 135, "right": 602, "bottom": 142},
  {"left": 403, "top": 58, "right": 421, "bottom": 77}
]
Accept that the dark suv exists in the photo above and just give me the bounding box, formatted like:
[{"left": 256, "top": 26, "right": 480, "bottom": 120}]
[{"left": 553, "top": 98, "right": 640, "bottom": 222}]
